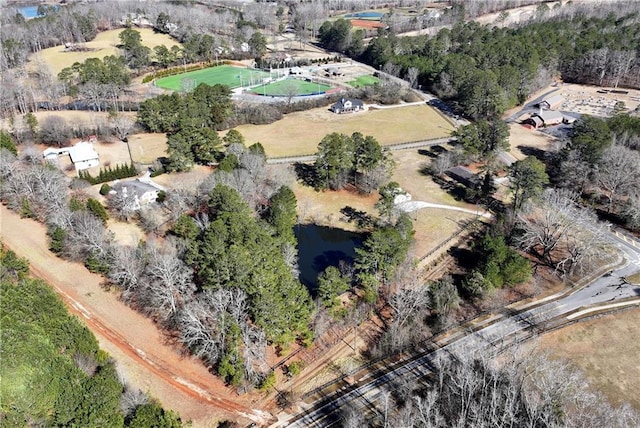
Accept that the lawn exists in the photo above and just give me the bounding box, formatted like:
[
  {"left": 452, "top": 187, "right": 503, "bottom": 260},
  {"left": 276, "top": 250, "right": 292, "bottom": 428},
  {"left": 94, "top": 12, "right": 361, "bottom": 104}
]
[
  {"left": 28, "top": 28, "right": 180, "bottom": 76},
  {"left": 538, "top": 308, "right": 640, "bottom": 410},
  {"left": 155, "top": 65, "right": 273, "bottom": 92},
  {"left": 228, "top": 104, "right": 454, "bottom": 157},
  {"left": 250, "top": 79, "right": 333, "bottom": 96},
  {"left": 127, "top": 133, "right": 168, "bottom": 164},
  {"left": 348, "top": 75, "right": 380, "bottom": 88}
]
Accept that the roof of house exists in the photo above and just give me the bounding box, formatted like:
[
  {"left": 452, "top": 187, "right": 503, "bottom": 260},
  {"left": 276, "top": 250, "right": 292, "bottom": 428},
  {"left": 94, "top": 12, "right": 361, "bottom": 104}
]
[
  {"left": 536, "top": 109, "right": 564, "bottom": 123},
  {"left": 112, "top": 180, "right": 159, "bottom": 198},
  {"left": 446, "top": 165, "right": 475, "bottom": 182},
  {"left": 541, "top": 94, "right": 564, "bottom": 108},
  {"left": 42, "top": 141, "right": 99, "bottom": 163},
  {"left": 112, "top": 173, "right": 166, "bottom": 198},
  {"left": 68, "top": 142, "right": 99, "bottom": 163},
  {"left": 524, "top": 116, "right": 544, "bottom": 127},
  {"left": 333, "top": 98, "right": 364, "bottom": 109}
]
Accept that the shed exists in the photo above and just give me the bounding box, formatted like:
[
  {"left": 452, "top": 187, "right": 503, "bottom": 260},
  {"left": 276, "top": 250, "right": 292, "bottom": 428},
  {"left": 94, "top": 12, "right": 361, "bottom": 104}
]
[{"left": 539, "top": 94, "right": 564, "bottom": 110}]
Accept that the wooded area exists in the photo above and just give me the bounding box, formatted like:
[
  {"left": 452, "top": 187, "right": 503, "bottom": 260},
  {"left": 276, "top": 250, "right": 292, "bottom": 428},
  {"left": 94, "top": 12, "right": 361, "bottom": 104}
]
[{"left": 0, "top": 246, "right": 181, "bottom": 427}]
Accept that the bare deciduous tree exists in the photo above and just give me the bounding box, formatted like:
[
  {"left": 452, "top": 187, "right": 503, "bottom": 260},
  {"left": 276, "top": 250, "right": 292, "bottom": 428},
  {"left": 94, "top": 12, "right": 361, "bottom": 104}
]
[
  {"left": 517, "top": 189, "right": 611, "bottom": 276},
  {"left": 593, "top": 144, "right": 640, "bottom": 213}
]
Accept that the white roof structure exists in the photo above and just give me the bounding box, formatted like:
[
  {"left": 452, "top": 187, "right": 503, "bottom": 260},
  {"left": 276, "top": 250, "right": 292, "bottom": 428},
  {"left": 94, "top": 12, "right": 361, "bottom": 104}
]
[
  {"left": 537, "top": 109, "right": 564, "bottom": 124},
  {"left": 541, "top": 94, "right": 564, "bottom": 109},
  {"left": 42, "top": 141, "right": 100, "bottom": 171},
  {"left": 68, "top": 142, "right": 99, "bottom": 163}
]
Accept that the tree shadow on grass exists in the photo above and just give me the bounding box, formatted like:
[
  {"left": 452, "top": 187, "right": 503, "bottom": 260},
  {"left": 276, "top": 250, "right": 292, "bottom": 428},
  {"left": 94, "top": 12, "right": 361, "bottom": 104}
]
[{"left": 294, "top": 162, "right": 318, "bottom": 188}]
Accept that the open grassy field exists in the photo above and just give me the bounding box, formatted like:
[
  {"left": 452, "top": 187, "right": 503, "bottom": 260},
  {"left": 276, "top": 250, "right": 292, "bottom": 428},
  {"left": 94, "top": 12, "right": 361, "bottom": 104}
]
[
  {"left": 155, "top": 65, "right": 272, "bottom": 91},
  {"left": 538, "top": 308, "right": 640, "bottom": 410},
  {"left": 229, "top": 104, "right": 454, "bottom": 157},
  {"left": 250, "top": 79, "right": 333, "bottom": 96},
  {"left": 348, "top": 75, "right": 379, "bottom": 88},
  {"left": 128, "top": 133, "right": 168, "bottom": 164},
  {"left": 28, "top": 28, "right": 180, "bottom": 76}
]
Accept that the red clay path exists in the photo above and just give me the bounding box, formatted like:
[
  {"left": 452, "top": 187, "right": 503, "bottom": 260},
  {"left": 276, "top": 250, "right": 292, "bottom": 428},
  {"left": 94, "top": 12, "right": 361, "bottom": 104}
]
[{"left": 0, "top": 205, "right": 273, "bottom": 427}]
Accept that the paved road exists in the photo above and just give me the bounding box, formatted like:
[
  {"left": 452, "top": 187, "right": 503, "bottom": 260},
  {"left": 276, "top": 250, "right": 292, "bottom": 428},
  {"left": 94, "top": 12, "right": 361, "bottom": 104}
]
[{"left": 281, "top": 228, "right": 640, "bottom": 427}]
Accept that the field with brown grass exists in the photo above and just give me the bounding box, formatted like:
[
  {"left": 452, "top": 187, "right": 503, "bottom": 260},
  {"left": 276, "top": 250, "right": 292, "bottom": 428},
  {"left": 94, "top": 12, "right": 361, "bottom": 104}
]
[
  {"left": 229, "top": 104, "right": 454, "bottom": 157},
  {"left": 28, "top": 28, "right": 180, "bottom": 76},
  {"left": 128, "top": 133, "right": 168, "bottom": 164},
  {"left": 538, "top": 308, "right": 640, "bottom": 410}
]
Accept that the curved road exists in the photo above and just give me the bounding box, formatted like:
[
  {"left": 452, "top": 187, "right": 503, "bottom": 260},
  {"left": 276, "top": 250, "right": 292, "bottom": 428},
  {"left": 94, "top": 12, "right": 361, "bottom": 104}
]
[{"left": 281, "top": 228, "right": 640, "bottom": 427}]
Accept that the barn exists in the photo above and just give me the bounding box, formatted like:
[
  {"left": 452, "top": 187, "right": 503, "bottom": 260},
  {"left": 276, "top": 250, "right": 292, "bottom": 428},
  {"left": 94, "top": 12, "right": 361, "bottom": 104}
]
[
  {"left": 522, "top": 110, "right": 564, "bottom": 128},
  {"left": 539, "top": 94, "right": 565, "bottom": 110}
]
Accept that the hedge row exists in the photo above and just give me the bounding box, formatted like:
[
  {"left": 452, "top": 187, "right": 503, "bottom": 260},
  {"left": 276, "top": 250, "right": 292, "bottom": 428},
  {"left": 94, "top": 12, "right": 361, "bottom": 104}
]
[{"left": 79, "top": 163, "right": 137, "bottom": 185}]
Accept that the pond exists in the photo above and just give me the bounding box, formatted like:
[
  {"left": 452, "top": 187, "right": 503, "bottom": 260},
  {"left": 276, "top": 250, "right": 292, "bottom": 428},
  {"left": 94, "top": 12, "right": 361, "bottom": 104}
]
[
  {"left": 295, "top": 224, "right": 364, "bottom": 295},
  {"left": 17, "top": 5, "right": 58, "bottom": 19}
]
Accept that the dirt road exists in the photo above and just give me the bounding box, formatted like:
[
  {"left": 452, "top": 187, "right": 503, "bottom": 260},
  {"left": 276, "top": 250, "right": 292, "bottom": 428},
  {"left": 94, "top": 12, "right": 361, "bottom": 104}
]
[{"left": 0, "top": 205, "right": 272, "bottom": 427}]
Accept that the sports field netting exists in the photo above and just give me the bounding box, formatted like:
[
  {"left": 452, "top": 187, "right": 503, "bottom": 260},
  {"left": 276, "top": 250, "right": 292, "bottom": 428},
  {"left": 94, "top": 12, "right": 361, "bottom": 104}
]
[
  {"left": 250, "top": 78, "right": 333, "bottom": 96},
  {"left": 155, "top": 65, "right": 274, "bottom": 91}
]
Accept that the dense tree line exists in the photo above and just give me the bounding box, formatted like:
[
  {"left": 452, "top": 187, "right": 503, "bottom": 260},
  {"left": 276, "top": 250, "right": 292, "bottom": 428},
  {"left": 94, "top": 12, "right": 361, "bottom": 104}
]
[
  {"left": 552, "top": 114, "right": 640, "bottom": 230},
  {"left": 342, "top": 347, "right": 639, "bottom": 427},
  {"left": 0, "top": 247, "right": 181, "bottom": 427},
  {"left": 359, "top": 10, "right": 640, "bottom": 119}
]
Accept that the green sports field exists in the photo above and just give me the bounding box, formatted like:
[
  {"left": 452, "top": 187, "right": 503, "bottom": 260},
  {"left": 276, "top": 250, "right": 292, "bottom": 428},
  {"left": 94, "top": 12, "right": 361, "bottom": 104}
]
[
  {"left": 250, "top": 78, "right": 333, "bottom": 96},
  {"left": 348, "top": 75, "right": 379, "bottom": 88},
  {"left": 155, "top": 65, "right": 273, "bottom": 91}
]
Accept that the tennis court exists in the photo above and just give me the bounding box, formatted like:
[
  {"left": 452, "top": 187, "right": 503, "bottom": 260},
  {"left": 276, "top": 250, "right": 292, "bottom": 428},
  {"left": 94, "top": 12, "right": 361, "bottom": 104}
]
[
  {"left": 155, "top": 65, "right": 273, "bottom": 92},
  {"left": 250, "top": 78, "right": 333, "bottom": 96}
]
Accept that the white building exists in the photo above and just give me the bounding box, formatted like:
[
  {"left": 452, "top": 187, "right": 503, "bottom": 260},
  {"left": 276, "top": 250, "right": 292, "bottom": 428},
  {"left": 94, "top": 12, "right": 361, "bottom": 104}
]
[
  {"left": 43, "top": 141, "right": 100, "bottom": 172},
  {"left": 111, "top": 172, "right": 166, "bottom": 211}
]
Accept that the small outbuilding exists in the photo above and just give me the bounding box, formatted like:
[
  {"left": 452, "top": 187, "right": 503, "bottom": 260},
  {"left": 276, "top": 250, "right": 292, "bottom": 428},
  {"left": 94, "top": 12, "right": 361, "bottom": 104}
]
[
  {"left": 522, "top": 110, "right": 564, "bottom": 128},
  {"left": 43, "top": 141, "right": 100, "bottom": 172},
  {"left": 539, "top": 94, "right": 564, "bottom": 110},
  {"left": 330, "top": 98, "right": 364, "bottom": 114}
]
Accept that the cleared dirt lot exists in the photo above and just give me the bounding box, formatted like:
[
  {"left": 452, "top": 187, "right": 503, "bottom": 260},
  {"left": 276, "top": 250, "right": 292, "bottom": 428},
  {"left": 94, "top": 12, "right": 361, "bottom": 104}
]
[
  {"left": 537, "top": 308, "right": 640, "bottom": 411},
  {"left": 508, "top": 122, "right": 558, "bottom": 160},
  {"left": 231, "top": 104, "right": 454, "bottom": 157},
  {"left": 28, "top": 28, "right": 180, "bottom": 76},
  {"left": 548, "top": 83, "right": 640, "bottom": 117}
]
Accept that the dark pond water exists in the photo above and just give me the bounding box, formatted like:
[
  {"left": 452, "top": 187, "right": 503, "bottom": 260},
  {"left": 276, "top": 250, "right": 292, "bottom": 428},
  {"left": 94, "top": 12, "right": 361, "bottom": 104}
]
[{"left": 295, "top": 224, "right": 363, "bottom": 295}]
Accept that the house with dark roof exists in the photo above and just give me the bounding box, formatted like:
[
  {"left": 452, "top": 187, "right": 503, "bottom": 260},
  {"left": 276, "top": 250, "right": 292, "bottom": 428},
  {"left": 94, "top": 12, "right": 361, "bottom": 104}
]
[
  {"left": 330, "top": 98, "right": 364, "bottom": 114},
  {"left": 111, "top": 172, "right": 166, "bottom": 211},
  {"left": 446, "top": 166, "right": 477, "bottom": 187}
]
